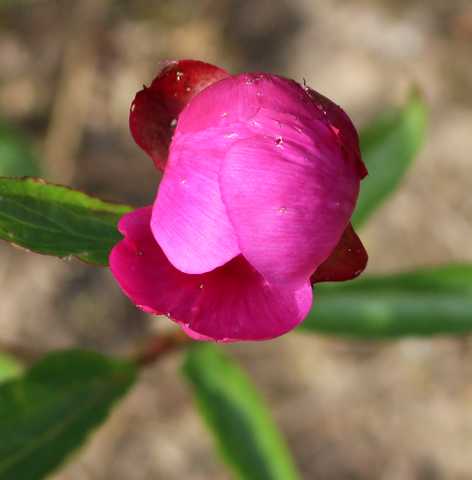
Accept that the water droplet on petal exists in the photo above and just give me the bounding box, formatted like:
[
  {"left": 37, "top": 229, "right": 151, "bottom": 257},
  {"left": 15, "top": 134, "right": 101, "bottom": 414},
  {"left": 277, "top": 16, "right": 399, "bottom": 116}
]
[
  {"left": 137, "top": 250, "right": 144, "bottom": 256},
  {"left": 221, "top": 112, "right": 228, "bottom": 117},
  {"left": 170, "top": 118, "right": 177, "bottom": 127},
  {"left": 176, "top": 71, "right": 184, "bottom": 81},
  {"left": 224, "top": 132, "right": 239, "bottom": 139},
  {"left": 199, "top": 283, "right": 204, "bottom": 289},
  {"left": 275, "top": 136, "right": 283, "bottom": 147},
  {"left": 278, "top": 206, "right": 288, "bottom": 214},
  {"left": 185, "top": 87, "right": 191, "bottom": 92},
  {"left": 180, "top": 178, "right": 187, "bottom": 185}
]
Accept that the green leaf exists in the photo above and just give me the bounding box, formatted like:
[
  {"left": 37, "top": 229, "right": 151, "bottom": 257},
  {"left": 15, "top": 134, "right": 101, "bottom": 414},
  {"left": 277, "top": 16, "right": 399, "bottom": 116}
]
[
  {"left": 0, "top": 121, "right": 41, "bottom": 177},
  {"left": 0, "top": 349, "right": 137, "bottom": 480},
  {"left": 300, "top": 264, "right": 472, "bottom": 338},
  {"left": 352, "top": 90, "right": 427, "bottom": 228},
  {"left": 0, "top": 353, "right": 22, "bottom": 383},
  {"left": 0, "top": 177, "right": 132, "bottom": 265},
  {"left": 183, "top": 344, "right": 300, "bottom": 480}
]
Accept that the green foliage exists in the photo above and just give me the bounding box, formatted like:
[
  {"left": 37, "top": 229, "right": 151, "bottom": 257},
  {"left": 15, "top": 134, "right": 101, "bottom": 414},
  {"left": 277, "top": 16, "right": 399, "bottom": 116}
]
[
  {"left": 0, "top": 121, "right": 41, "bottom": 177},
  {"left": 301, "top": 265, "right": 472, "bottom": 338},
  {"left": 183, "top": 344, "right": 300, "bottom": 480},
  {"left": 0, "top": 354, "right": 22, "bottom": 383},
  {"left": 0, "top": 177, "right": 131, "bottom": 265},
  {"left": 352, "top": 90, "right": 427, "bottom": 228},
  {"left": 0, "top": 350, "right": 137, "bottom": 480}
]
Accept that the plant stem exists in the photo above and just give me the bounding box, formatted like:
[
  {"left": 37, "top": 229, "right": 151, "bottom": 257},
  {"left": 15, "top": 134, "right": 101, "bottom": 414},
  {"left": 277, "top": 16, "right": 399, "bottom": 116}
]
[{"left": 131, "top": 329, "right": 194, "bottom": 368}]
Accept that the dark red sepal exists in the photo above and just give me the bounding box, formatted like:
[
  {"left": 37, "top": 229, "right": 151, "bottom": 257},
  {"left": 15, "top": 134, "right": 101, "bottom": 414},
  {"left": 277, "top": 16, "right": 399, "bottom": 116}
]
[
  {"left": 311, "top": 223, "right": 368, "bottom": 284},
  {"left": 129, "top": 60, "right": 229, "bottom": 170}
]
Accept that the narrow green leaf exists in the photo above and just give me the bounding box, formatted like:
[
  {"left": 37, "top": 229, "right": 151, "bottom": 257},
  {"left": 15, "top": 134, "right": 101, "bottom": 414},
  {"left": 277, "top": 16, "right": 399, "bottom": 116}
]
[
  {"left": 183, "top": 344, "right": 300, "bottom": 480},
  {"left": 352, "top": 90, "right": 427, "bottom": 228},
  {"left": 0, "top": 177, "right": 132, "bottom": 265},
  {"left": 0, "top": 353, "right": 22, "bottom": 383},
  {"left": 0, "top": 121, "right": 41, "bottom": 177},
  {"left": 301, "top": 264, "right": 472, "bottom": 338},
  {"left": 0, "top": 349, "right": 137, "bottom": 480}
]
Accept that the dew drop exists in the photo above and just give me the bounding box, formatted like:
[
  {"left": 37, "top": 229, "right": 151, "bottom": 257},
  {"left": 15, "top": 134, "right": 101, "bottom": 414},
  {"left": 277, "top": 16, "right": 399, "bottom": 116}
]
[
  {"left": 224, "top": 132, "right": 238, "bottom": 139},
  {"left": 185, "top": 87, "right": 191, "bottom": 92},
  {"left": 221, "top": 112, "right": 228, "bottom": 117},
  {"left": 137, "top": 250, "right": 144, "bottom": 256},
  {"left": 275, "top": 136, "right": 283, "bottom": 147},
  {"left": 170, "top": 118, "right": 177, "bottom": 128},
  {"left": 330, "top": 125, "right": 340, "bottom": 136},
  {"left": 278, "top": 206, "right": 288, "bottom": 214},
  {"left": 176, "top": 71, "right": 184, "bottom": 81},
  {"left": 180, "top": 178, "right": 187, "bottom": 185},
  {"left": 199, "top": 283, "right": 204, "bottom": 289}
]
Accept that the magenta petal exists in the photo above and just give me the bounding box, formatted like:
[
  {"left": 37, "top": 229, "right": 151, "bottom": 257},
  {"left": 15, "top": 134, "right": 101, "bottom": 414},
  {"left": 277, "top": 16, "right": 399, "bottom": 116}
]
[
  {"left": 110, "top": 207, "right": 312, "bottom": 342},
  {"left": 129, "top": 60, "right": 229, "bottom": 170},
  {"left": 305, "top": 87, "right": 367, "bottom": 178},
  {"left": 311, "top": 223, "right": 368, "bottom": 283},
  {"left": 220, "top": 134, "right": 360, "bottom": 286},
  {"left": 151, "top": 129, "right": 240, "bottom": 274}
]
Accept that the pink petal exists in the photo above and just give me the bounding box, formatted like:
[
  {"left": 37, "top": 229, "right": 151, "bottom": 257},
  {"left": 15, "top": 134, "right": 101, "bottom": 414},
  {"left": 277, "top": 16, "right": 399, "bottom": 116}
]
[
  {"left": 129, "top": 60, "right": 229, "bottom": 170},
  {"left": 150, "top": 74, "right": 265, "bottom": 274},
  {"left": 220, "top": 133, "right": 360, "bottom": 286},
  {"left": 311, "top": 223, "right": 368, "bottom": 283},
  {"left": 305, "top": 88, "right": 367, "bottom": 178},
  {"left": 151, "top": 129, "right": 240, "bottom": 274},
  {"left": 175, "top": 73, "right": 263, "bottom": 134},
  {"left": 110, "top": 207, "right": 313, "bottom": 342}
]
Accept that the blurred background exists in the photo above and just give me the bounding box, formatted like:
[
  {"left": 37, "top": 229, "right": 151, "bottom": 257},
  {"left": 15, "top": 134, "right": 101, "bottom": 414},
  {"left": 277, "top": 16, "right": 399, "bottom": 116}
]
[{"left": 1, "top": 0, "right": 472, "bottom": 478}]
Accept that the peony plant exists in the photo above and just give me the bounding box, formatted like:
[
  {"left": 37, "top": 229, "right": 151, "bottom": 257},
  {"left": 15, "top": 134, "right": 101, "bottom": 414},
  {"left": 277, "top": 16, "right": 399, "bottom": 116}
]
[
  {"left": 111, "top": 60, "right": 367, "bottom": 342},
  {"left": 2, "top": 57, "right": 468, "bottom": 480}
]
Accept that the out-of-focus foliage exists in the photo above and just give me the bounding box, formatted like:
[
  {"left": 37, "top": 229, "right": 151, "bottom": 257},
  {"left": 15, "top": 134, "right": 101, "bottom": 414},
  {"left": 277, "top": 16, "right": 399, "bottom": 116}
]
[
  {"left": 0, "top": 350, "right": 137, "bottom": 480},
  {"left": 0, "top": 177, "right": 131, "bottom": 265},
  {"left": 0, "top": 120, "right": 40, "bottom": 177},
  {"left": 302, "top": 265, "right": 472, "bottom": 338},
  {"left": 0, "top": 353, "right": 22, "bottom": 383},
  {"left": 183, "top": 344, "right": 301, "bottom": 480},
  {"left": 352, "top": 90, "right": 427, "bottom": 228}
]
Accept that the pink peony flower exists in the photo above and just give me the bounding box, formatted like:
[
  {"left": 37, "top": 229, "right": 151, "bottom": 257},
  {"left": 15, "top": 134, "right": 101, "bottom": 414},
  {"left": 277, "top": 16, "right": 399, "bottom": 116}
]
[{"left": 110, "top": 60, "right": 368, "bottom": 342}]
